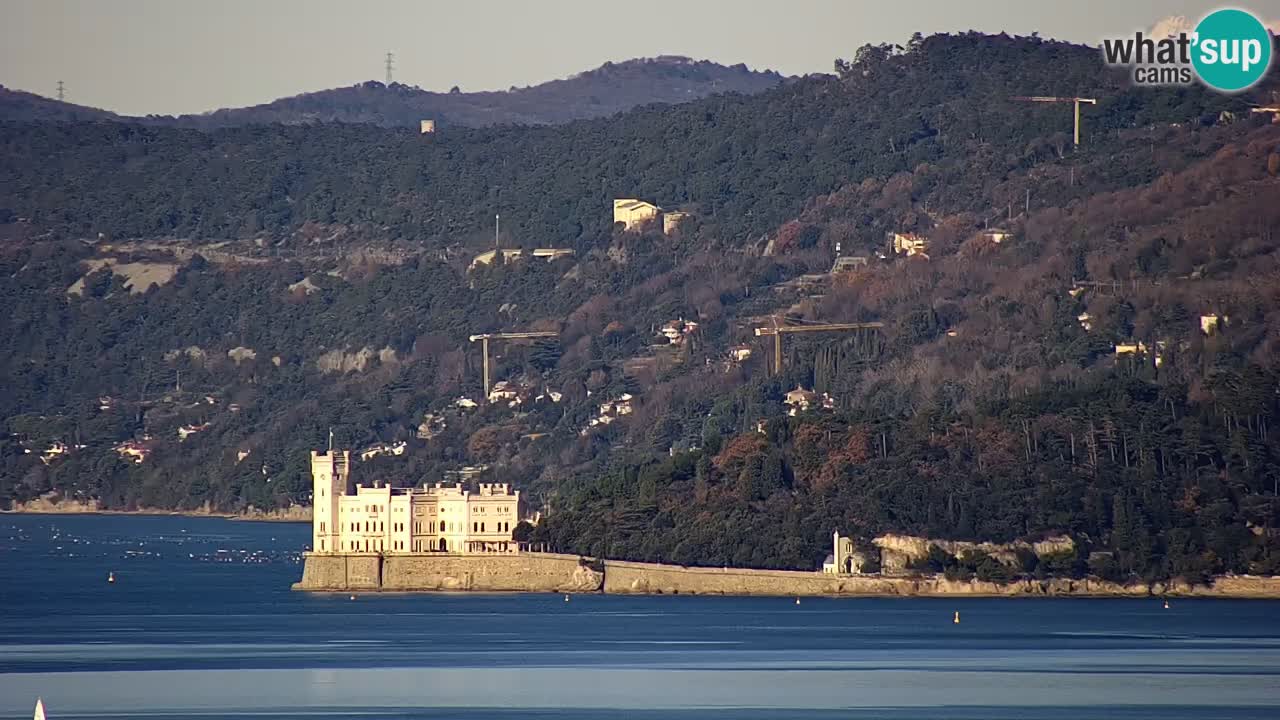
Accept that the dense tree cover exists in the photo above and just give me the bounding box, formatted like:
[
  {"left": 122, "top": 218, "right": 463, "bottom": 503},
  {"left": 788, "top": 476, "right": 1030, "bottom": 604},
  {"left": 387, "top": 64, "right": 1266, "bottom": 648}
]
[
  {"left": 2, "top": 35, "right": 1255, "bottom": 250},
  {"left": 2, "top": 33, "right": 1279, "bottom": 583},
  {"left": 174, "top": 58, "right": 784, "bottom": 129}
]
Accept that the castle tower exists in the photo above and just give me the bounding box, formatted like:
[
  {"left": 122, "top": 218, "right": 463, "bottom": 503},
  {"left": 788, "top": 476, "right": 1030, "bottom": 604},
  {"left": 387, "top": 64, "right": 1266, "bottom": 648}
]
[{"left": 310, "top": 450, "right": 350, "bottom": 553}]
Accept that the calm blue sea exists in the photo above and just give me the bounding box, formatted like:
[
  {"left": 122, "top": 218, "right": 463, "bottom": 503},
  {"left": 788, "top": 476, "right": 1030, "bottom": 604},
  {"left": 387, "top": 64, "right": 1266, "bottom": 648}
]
[{"left": 1, "top": 514, "right": 1279, "bottom": 720}]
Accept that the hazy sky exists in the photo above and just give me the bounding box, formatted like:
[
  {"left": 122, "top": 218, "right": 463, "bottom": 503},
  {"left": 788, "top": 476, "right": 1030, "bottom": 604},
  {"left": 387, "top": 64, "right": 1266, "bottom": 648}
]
[{"left": 3, "top": 0, "right": 1279, "bottom": 116}]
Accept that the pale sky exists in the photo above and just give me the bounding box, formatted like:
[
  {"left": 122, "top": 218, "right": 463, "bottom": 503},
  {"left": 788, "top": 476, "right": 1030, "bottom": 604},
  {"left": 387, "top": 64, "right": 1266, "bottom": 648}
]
[{"left": 3, "top": 0, "right": 1279, "bottom": 116}]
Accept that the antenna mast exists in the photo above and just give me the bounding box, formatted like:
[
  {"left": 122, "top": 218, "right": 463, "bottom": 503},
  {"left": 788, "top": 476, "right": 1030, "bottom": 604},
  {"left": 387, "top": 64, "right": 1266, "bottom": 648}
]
[
  {"left": 56, "top": 81, "right": 64, "bottom": 102},
  {"left": 384, "top": 52, "right": 394, "bottom": 85}
]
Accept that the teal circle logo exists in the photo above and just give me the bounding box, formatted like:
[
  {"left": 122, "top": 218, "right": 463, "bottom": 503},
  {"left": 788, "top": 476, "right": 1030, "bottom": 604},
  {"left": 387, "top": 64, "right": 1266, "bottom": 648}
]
[{"left": 1192, "top": 8, "right": 1272, "bottom": 92}]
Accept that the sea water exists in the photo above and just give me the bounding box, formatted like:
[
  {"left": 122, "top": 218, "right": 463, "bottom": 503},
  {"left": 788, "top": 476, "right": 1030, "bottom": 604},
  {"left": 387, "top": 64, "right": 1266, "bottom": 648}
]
[{"left": 2, "top": 514, "right": 1279, "bottom": 720}]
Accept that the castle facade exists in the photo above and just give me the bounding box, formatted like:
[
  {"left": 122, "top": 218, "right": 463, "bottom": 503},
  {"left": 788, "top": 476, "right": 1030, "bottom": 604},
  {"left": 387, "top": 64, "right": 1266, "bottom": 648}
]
[{"left": 310, "top": 450, "right": 522, "bottom": 555}]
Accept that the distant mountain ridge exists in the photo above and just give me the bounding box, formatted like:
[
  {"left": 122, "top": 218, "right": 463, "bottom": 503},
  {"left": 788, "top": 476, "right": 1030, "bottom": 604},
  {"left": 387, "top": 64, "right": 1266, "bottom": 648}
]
[{"left": 0, "top": 56, "right": 786, "bottom": 129}]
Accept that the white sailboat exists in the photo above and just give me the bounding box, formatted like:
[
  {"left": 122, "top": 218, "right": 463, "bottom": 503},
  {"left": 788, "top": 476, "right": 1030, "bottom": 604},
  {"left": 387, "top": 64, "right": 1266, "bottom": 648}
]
[{"left": 33, "top": 697, "right": 47, "bottom": 720}]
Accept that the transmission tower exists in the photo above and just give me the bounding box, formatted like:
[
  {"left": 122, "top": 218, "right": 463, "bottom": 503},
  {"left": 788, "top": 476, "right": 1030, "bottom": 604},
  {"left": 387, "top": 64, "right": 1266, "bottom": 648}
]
[
  {"left": 385, "top": 52, "right": 394, "bottom": 85},
  {"left": 56, "top": 80, "right": 64, "bottom": 102}
]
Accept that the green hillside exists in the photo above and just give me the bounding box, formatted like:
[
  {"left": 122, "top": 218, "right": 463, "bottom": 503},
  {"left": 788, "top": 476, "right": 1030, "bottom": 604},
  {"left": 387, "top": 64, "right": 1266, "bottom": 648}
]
[{"left": 2, "top": 33, "right": 1279, "bottom": 582}]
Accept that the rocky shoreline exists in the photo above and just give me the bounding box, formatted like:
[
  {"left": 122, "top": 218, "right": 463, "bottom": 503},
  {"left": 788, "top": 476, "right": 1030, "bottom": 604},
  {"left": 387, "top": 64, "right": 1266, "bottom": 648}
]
[{"left": 2, "top": 496, "right": 310, "bottom": 522}]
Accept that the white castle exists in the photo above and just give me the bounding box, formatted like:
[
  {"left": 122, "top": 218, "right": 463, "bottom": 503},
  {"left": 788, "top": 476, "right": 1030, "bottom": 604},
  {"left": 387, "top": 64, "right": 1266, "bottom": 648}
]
[{"left": 310, "top": 450, "right": 522, "bottom": 555}]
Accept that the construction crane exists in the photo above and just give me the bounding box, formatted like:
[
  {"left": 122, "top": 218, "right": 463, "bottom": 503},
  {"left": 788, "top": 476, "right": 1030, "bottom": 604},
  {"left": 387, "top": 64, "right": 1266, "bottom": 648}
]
[
  {"left": 1013, "top": 96, "right": 1098, "bottom": 147},
  {"left": 754, "top": 318, "right": 885, "bottom": 375},
  {"left": 468, "top": 331, "right": 558, "bottom": 399}
]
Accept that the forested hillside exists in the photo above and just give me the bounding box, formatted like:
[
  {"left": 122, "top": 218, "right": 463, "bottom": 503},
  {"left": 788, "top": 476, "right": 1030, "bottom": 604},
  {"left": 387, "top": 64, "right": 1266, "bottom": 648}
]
[
  {"left": 2, "top": 33, "right": 1279, "bottom": 582},
  {"left": 0, "top": 85, "right": 121, "bottom": 123},
  {"left": 0, "top": 56, "right": 783, "bottom": 129}
]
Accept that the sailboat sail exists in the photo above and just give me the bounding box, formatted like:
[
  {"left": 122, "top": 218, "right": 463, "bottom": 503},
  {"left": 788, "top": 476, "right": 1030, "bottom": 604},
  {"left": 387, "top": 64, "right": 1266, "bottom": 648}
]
[{"left": 33, "top": 698, "right": 47, "bottom": 720}]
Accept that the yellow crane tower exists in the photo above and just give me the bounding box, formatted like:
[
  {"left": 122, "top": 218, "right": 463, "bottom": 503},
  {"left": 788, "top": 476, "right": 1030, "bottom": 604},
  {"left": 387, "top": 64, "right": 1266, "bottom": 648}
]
[
  {"left": 1014, "top": 96, "right": 1098, "bottom": 147},
  {"left": 468, "top": 331, "right": 558, "bottom": 399},
  {"left": 754, "top": 317, "right": 885, "bottom": 375}
]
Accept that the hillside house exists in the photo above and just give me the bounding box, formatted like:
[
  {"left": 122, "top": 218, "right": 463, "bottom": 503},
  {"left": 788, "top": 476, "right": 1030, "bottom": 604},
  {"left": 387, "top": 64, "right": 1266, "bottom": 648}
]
[
  {"left": 177, "top": 423, "right": 210, "bottom": 441},
  {"left": 729, "top": 345, "right": 753, "bottom": 362},
  {"left": 889, "top": 232, "right": 929, "bottom": 257},
  {"left": 359, "top": 441, "right": 408, "bottom": 461},
  {"left": 584, "top": 393, "right": 635, "bottom": 434},
  {"left": 114, "top": 440, "right": 151, "bottom": 464},
  {"left": 1200, "top": 314, "right": 1227, "bottom": 335},
  {"left": 533, "top": 390, "right": 563, "bottom": 404},
  {"left": 469, "top": 248, "right": 574, "bottom": 271},
  {"left": 40, "top": 442, "right": 70, "bottom": 465},
  {"left": 659, "top": 319, "right": 699, "bottom": 345},
  {"left": 982, "top": 228, "right": 1011, "bottom": 244},
  {"left": 417, "top": 413, "right": 447, "bottom": 440},
  {"left": 420, "top": 119, "right": 436, "bottom": 134},
  {"left": 615, "top": 199, "right": 689, "bottom": 234},
  {"left": 598, "top": 393, "right": 634, "bottom": 417},
  {"left": 487, "top": 380, "right": 529, "bottom": 406},
  {"left": 785, "top": 386, "right": 817, "bottom": 415},
  {"left": 614, "top": 199, "right": 663, "bottom": 231},
  {"left": 444, "top": 465, "right": 491, "bottom": 482},
  {"left": 1114, "top": 342, "right": 1149, "bottom": 356}
]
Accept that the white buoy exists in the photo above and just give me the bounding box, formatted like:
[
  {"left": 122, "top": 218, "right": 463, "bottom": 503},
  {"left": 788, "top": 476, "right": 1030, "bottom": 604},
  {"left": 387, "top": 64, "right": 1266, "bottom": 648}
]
[
  {"left": 953, "top": 611, "right": 960, "bottom": 624},
  {"left": 107, "top": 571, "right": 115, "bottom": 584},
  {"left": 1163, "top": 599, "right": 1170, "bottom": 610},
  {"left": 795, "top": 597, "right": 801, "bottom": 605},
  {"left": 349, "top": 594, "right": 356, "bottom": 601},
  {"left": 564, "top": 594, "right": 570, "bottom": 602}
]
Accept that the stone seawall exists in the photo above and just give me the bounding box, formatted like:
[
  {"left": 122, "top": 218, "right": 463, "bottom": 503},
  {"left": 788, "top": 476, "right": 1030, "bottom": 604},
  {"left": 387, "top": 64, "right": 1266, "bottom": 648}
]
[
  {"left": 294, "top": 553, "right": 1280, "bottom": 598},
  {"left": 603, "top": 560, "right": 1280, "bottom": 597},
  {"left": 295, "top": 553, "right": 383, "bottom": 590},
  {"left": 293, "top": 552, "right": 603, "bottom": 593}
]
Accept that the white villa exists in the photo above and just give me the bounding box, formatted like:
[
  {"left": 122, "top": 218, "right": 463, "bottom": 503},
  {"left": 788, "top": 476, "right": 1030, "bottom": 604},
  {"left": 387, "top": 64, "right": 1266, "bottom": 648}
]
[{"left": 311, "top": 450, "right": 522, "bottom": 556}]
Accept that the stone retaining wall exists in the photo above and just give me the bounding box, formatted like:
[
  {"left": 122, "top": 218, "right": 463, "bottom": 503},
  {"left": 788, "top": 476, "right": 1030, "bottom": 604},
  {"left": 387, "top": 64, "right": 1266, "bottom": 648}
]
[
  {"left": 293, "top": 553, "right": 1280, "bottom": 598},
  {"left": 293, "top": 552, "right": 602, "bottom": 593},
  {"left": 294, "top": 553, "right": 382, "bottom": 591},
  {"left": 381, "top": 553, "right": 602, "bottom": 592}
]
